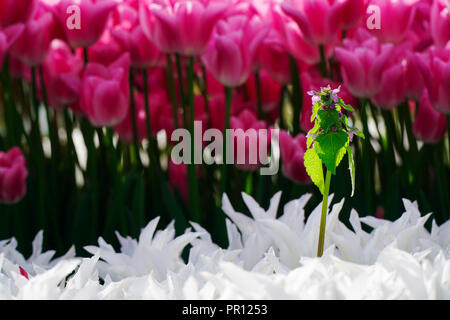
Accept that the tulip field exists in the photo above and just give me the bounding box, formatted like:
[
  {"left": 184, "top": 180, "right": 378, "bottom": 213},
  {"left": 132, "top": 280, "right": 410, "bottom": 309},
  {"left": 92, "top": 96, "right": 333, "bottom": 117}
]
[{"left": 0, "top": 0, "right": 450, "bottom": 300}]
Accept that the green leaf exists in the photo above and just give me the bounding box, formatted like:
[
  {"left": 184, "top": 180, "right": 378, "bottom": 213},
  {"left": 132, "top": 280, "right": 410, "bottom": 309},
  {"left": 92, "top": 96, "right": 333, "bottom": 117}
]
[
  {"left": 338, "top": 98, "right": 354, "bottom": 112},
  {"left": 347, "top": 145, "right": 355, "bottom": 197},
  {"left": 314, "top": 131, "right": 349, "bottom": 174},
  {"left": 304, "top": 149, "right": 324, "bottom": 194},
  {"left": 307, "top": 136, "right": 314, "bottom": 149},
  {"left": 310, "top": 102, "right": 321, "bottom": 122},
  {"left": 341, "top": 104, "right": 354, "bottom": 112},
  {"left": 132, "top": 175, "right": 145, "bottom": 237},
  {"left": 335, "top": 146, "right": 347, "bottom": 169},
  {"left": 342, "top": 114, "right": 348, "bottom": 126},
  {"left": 318, "top": 109, "right": 340, "bottom": 131},
  {"left": 161, "top": 176, "right": 189, "bottom": 235},
  {"left": 309, "top": 120, "right": 320, "bottom": 134},
  {"left": 355, "top": 131, "right": 365, "bottom": 139}
]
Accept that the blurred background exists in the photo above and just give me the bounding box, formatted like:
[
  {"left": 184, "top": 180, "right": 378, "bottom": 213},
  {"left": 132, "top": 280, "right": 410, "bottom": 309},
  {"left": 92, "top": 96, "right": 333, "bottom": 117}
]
[{"left": 0, "top": 0, "right": 449, "bottom": 257}]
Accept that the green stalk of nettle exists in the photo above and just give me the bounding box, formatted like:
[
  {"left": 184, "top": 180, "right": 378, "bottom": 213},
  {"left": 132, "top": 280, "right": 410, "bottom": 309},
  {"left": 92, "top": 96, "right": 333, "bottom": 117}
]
[{"left": 303, "top": 85, "right": 364, "bottom": 257}]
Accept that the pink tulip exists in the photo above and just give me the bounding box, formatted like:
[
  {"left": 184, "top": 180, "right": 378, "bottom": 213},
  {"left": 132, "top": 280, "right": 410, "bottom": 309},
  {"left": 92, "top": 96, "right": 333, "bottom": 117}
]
[
  {"left": 279, "top": 130, "right": 310, "bottom": 184},
  {"left": 404, "top": 51, "right": 427, "bottom": 101},
  {"left": 409, "top": 0, "right": 433, "bottom": 51},
  {"left": 368, "top": 0, "right": 417, "bottom": 44},
  {"left": 230, "top": 109, "right": 271, "bottom": 171},
  {"left": 259, "top": 30, "right": 291, "bottom": 84},
  {"left": 335, "top": 29, "right": 393, "bottom": 98},
  {"left": 271, "top": 5, "right": 335, "bottom": 65},
  {"left": 81, "top": 53, "right": 130, "bottom": 127},
  {"left": 417, "top": 48, "right": 450, "bottom": 113},
  {"left": 371, "top": 59, "right": 407, "bottom": 110},
  {"left": 0, "top": 0, "right": 36, "bottom": 27},
  {"left": 340, "top": 0, "right": 368, "bottom": 30},
  {"left": 201, "top": 14, "right": 270, "bottom": 87},
  {"left": 112, "top": 25, "right": 164, "bottom": 69},
  {"left": 9, "top": 7, "right": 54, "bottom": 67},
  {"left": 430, "top": 54, "right": 450, "bottom": 113},
  {"left": 281, "top": 0, "right": 343, "bottom": 46},
  {"left": 431, "top": 0, "right": 450, "bottom": 49},
  {"left": 0, "top": 1, "right": 7, "bottom": 24},
  {"left": 0, "top": 147, "right": 28, "bottom": 204},
  {"left": 140, "top": 0, "right": 227, "bottom": 56},
  {"left": 42, "top": 40, "right": 83, "bottom": 109},
  {"left": 245, "top": 70, "right": 282, "bottom": 113},
  {"left": 413, "top": 89, "right": 447, "bottom": 143},
  {"left": 53, "top": 0, "right": 117, "bottom": 49},
  {"left": 0, "top": 24, "right": 24, "bottom": 69},
  {"left": 110, "top": 2, "right": 164, "bottom": 68},
  {"left": 87, "top": 31, "right": 125, "bottom": 66}
]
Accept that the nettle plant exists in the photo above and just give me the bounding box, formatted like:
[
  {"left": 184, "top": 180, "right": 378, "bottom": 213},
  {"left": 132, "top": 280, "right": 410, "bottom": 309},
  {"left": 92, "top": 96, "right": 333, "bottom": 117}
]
[{"left": 304, "top": 86, "right": 364, "bottom": 257}]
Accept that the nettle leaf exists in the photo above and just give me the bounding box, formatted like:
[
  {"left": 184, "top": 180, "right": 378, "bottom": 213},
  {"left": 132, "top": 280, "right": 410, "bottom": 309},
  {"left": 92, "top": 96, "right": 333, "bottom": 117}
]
[
  {"left": 314, "top": 131, "right": 349, "bottom": 174},
  {"left": 355, "top": 131, "right": 365, "bottom": 139},
  {"left": 338, "top": 98, "right": 354, "bottom": 112},
  {"left": 346, "top": 125, "right": 365, "bottom": 140},
  {"left": 309, "top": 121, "right": 320, "bottom": 134},
  {"left": 310, "top": 102, "right": 321, "bottom": 122},
  {"left": 342, "top": 114, "right": 348, "bottom": 126},
  {"left": 307, "top": 122, "right": 320, "bottom": 148},
  {"left": 307, "top": 135, "right": 314, "bottom": 149},
  {"left": 347, "top": 145, "right": 355, "bottom": 197},
  {"left": 318, "top": 109, "right": 340, "bottom": 131},
  {"left": 304, "top": 149, "right": 324, "bottom": 194},
  {"left": 335, "top": 145, "right": 347, "bottom": 168}
]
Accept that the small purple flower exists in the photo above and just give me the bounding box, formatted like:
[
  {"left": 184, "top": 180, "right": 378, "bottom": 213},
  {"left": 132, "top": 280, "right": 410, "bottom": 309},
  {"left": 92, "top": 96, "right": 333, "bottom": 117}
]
[
  {"left": 331, "top": 86, "right": 341, "bottom": 103},
  {"left": 330, "top": 104, "right": 335, "bottom": 109},
  {"left": 320, "top": 85, "right": 331, "bottom": 93},
  {"left": 339, "top": 112, "right": 343, "bottom": 118},
  {"left": 333, "top": 127, "right": 337, "bottom": 132},
  {"left": 306, "top": 132, "right": 318, "bottom": 141},
  {"left": 312, "top": 95, "right": 320, "bottom": 105},
  {"left": 348, "top": 129, "right": 358, "bottom": 142}
]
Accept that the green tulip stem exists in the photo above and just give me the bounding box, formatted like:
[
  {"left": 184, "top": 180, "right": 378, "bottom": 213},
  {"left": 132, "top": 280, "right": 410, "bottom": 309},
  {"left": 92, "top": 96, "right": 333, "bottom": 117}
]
[{"left": 317, "top": 169, "right": 332, "bottom": 257}]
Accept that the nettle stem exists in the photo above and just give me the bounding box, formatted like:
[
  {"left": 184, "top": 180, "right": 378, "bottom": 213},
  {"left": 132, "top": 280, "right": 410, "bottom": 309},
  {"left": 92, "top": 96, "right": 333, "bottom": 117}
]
[{"left": 317, "top": 169, "right": 332, "bottom": 257}]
